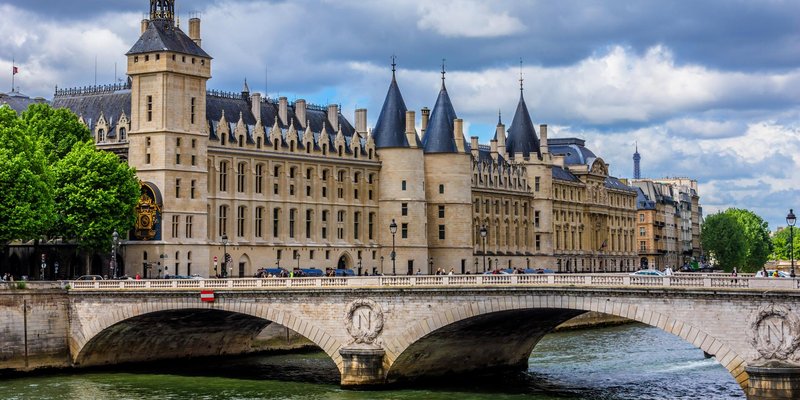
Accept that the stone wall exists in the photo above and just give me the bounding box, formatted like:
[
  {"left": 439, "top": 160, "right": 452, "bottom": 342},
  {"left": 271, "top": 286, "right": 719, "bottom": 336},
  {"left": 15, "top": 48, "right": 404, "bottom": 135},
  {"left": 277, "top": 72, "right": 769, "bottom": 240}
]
[{"left": 0, "top": 289, "right": 70, "bottom": 372}]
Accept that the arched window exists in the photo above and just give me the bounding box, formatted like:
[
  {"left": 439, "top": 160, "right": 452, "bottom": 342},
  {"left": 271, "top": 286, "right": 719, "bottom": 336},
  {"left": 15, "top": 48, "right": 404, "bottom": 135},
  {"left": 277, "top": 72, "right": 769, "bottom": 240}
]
[
  {"left": 218, "top": 205, "right": 228, "bottom": 236},
  {"left": 119, "top": 127, "right": 126, "bottom": 141},
  {"left": 97, "top": 129, "right": 105, "bottom": 142},
  {"left": 255, "top": 164, "right": 264, "bottom": 194}
]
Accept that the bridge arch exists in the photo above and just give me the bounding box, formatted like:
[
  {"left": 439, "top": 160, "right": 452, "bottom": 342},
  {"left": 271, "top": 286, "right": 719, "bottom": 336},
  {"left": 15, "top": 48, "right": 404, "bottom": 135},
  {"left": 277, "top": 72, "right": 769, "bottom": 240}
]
[
  {"left": 70, "top": 299, "right": 345, "bottom": 372},
  {"left": 386, "top": 293, "right": 748, "bottom": 389}
]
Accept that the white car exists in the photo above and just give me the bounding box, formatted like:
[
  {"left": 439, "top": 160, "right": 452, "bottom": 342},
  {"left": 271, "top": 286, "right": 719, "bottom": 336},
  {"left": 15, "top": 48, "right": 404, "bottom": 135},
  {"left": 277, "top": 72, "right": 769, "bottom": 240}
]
[
  {"left": 630, "top": 270, "right": 665, "bottom": 276},
  {"left": 755, "top": 270, "right": 790, "bottom": 278}
]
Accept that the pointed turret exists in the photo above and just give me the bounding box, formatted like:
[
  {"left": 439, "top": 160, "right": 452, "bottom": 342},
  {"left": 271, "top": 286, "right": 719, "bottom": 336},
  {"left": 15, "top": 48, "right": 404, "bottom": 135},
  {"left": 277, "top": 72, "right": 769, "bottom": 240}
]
[
  {"left": 372, "top": 58, "right": 415, "bottom": 148},
  {"left": 421, "top": 62, "right": 465, "bottom": 153},
  {"left": 506, "top": 83, "right": 540, "bottom": 160}
]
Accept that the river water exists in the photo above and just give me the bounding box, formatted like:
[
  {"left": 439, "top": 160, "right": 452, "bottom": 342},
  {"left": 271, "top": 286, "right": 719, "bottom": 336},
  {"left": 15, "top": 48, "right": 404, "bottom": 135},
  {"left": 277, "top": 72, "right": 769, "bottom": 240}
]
[{"left": 0, "top": 323, "right": 743, "bottom": 399}]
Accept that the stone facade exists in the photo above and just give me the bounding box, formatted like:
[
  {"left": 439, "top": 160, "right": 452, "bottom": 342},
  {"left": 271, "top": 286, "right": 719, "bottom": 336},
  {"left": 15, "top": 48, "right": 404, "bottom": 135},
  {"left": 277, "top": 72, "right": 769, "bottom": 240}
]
[{"left": 45, "top": 1, "right": 640, "bottom": 278}]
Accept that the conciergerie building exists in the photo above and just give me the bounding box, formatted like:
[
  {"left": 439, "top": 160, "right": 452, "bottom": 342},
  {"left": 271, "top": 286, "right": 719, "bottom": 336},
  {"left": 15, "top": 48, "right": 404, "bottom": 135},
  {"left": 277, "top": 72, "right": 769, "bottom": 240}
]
[{"left": 50, "top": 0, "right": 639, "bottom": 278}]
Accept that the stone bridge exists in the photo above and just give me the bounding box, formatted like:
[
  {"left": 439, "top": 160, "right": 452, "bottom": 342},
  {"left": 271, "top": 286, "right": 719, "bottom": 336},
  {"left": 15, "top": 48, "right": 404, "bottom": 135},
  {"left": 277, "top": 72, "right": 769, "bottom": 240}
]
[{"left": 2, "top": 274, "right": 800, "bottom": 399}]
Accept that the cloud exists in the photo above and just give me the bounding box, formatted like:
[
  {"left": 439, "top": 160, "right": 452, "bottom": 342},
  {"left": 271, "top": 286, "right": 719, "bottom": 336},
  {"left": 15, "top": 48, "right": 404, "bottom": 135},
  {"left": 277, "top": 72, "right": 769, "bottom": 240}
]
[{"left": 416, "top": 0, "right": 525, "bottom": 38}]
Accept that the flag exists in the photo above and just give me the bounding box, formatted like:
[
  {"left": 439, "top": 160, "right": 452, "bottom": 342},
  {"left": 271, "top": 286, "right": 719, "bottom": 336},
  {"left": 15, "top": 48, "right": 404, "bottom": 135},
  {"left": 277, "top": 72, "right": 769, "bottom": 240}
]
[
  {"left": 12, "top": 66, "right": 18, "bottom": 75},
  {"left": 600, "top": 239, "right": 607, "bottom": 249}
]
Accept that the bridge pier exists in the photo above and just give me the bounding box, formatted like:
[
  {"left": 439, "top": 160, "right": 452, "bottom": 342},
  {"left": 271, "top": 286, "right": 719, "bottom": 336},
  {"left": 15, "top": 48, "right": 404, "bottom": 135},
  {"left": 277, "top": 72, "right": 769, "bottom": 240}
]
[
  {"left": 339, "top": 345, "right": 386, "bottom": 387},
  {"left": 746, "top": 365, "right": 800, "bottom": 400}
]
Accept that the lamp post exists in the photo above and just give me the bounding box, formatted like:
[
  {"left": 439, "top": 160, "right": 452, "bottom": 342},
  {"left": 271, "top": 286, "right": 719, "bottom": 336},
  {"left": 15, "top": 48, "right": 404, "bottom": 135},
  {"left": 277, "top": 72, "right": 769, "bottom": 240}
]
[
  {"left": 480, "top": 225, "right": 487, "bottom": 272},
  {"left": 788, "top": 209, "right": 796, "bottom": 278},
  {"left": 111, "top": 230, "right": 119, "bottom": 279},
  {"left": 389, "top": 219, "right": 398, "bottom": 276},
  {"left": 295, "top": 252, "right": 300, "bottom": 275},
  {"left": 380, "top": 256, "right": 384, "bottom": 274},
  {"left": 357, "top": 258, "right": 362, "bottom": 276},
  {"left": 221, "top": 234, "right": 228, "bottom": 278},
  {"left": 429, "top": 257, "right": 433, "bottom": 273}
]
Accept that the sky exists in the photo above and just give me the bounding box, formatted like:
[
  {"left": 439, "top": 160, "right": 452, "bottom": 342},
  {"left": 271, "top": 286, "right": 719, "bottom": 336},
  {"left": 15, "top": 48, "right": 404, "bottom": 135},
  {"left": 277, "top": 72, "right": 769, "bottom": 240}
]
[{"left": 1, "top": 0, "right": 799, "bottom": 229}]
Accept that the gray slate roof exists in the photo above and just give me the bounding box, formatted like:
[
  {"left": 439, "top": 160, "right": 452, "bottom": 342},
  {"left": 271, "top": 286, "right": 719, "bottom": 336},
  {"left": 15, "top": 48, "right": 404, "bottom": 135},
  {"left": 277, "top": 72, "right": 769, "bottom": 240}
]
[
  {"left": 0, "top": 92, "right": 48, "bottom": 114},
  {"left": 127, "top": 20, "right": 210, "bottom": 58},
  {"left": 548, "top": 138, "right": 598, "bottom": 165},
  {"left": 52, "top": 91, "right": 131, "bottom": 132},
  {"left": 372, "top": 74, "right": 413, "bottom": 148},
  {"left": 552, "top": 165, "right": 580, "bottom": 182},
  {"left": 422, "top": 83, "right": 466, "bottom": 153},
  {"left": 506, "top": 92, "right": 541, "bottom": 160}
]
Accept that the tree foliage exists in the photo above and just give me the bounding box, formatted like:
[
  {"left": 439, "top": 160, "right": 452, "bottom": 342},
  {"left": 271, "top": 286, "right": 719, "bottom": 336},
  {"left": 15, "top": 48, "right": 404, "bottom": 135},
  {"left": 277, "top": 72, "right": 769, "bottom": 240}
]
[
  {"left": 20, "top": 104, "right": 91, "bottom": 164},
  {"left": 723, "top": 208, "right": 772, "bottom": 272},
  {"left": 0, "top": 107, "right": 54, "bottom": 243},
  {"left": 0, "top": 104, "right": 139, "bottom": 254},
  {"left": 701, "top": 212, "right": 746, "bottom": 271},
  {"left": 52, "top": 141, "right": 140, "bottom": 251},
  {"left": 771, "top": 227, "right": 800, "bottom": 261}
]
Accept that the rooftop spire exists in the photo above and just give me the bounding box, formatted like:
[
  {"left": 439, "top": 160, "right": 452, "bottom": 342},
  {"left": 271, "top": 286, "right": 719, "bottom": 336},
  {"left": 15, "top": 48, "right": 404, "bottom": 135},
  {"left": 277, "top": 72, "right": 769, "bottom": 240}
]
[
  {"left": 150, "top": 0, "right": 175, "bottom": 23},
  {"left": 498, "top": 109, "right": 502, "bottom": 125},
  {"left": 441, "top": 58, "right": 446, "bottom": 88},
  {"left": 519, "top": 58, "right": 524, "bottom": 92},
  {"left": 391, "top": 55, "right": 397, "bottom": 80}
]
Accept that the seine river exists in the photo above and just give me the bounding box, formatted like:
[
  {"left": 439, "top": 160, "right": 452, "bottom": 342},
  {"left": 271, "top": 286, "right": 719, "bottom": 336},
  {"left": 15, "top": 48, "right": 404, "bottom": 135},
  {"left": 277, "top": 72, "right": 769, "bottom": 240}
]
[{"left": 0, "top": 323, "right": 743, "bottom": 400}]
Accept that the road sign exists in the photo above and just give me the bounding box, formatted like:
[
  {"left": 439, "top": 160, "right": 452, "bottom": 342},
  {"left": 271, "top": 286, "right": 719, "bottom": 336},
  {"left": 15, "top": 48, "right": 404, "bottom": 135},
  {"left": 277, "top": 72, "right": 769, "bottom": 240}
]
[
  {"left": 213, "top": 256, "right": 218, "bottom": 262},
  {"left": 200, "top": 290, "right": 215, "bottom": 303}
]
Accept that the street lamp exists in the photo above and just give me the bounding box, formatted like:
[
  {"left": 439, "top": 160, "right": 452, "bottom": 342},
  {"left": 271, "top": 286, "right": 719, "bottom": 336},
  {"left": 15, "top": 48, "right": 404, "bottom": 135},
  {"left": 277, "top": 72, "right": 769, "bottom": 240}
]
[
  {"left": 429, "top": 257, "right": 433, "bottom": 273},
  {"left": 295, "top": 252, "right": 300, "bottom": 273},
  {"left": 788, "top": 209, "right": 796, "bottom": 278},
  {"left": 221, "top": 234, "right": 228, "bottom": 278},
  {"left": 380, "top": 256, "right": 384, "bottom": 274},
  {"left": 480, "top": 225, "right": 488, "bottom": 272},
  {"left": 111, "top": 230, "right": 119, "bottom": 279},
  {"left": 389, "top": 219, "right": 398, "bottom": 276}
]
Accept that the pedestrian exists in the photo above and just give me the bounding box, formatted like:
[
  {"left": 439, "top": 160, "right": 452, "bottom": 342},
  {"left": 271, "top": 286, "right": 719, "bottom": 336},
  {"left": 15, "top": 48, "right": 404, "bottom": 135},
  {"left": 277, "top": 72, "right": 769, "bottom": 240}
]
[
  {"left": 731, "top": 268, "right": 737, "bottom": 277},
  {"left": 448, "top": 268, "right": 455, "bottom": 275},
  {"left": 135, "top": 273, "right": 141, "bottom": 280}
]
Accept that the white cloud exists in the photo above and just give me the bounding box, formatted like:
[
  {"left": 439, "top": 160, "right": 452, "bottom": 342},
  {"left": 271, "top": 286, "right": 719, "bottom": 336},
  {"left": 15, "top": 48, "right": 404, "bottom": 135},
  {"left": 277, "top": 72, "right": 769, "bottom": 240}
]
[{"left": 416, "top": 0, "right": 525, "bottom": 38}]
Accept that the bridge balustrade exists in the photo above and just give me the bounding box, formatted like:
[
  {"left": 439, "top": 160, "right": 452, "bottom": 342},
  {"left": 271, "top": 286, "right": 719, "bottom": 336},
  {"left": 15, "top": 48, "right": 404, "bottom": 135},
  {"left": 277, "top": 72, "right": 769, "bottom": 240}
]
[{"left": 63, "top": 274, "right": 800, "bottom": 291}]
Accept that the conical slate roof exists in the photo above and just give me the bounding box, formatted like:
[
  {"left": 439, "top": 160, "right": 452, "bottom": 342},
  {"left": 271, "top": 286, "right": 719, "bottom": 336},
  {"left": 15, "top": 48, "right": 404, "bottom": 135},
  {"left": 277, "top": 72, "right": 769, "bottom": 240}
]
[
  {"left": 506, "top": 91, "right": 540, "bottom": 159},
  {"left": 127, "top": 19, "right": 210, "bottom": 58},
  {"left": 422, "top": 83, "right": 463, "bottom": 153},
  {"left": 372, "top": 73, "right": 412, "bottom": 148}
]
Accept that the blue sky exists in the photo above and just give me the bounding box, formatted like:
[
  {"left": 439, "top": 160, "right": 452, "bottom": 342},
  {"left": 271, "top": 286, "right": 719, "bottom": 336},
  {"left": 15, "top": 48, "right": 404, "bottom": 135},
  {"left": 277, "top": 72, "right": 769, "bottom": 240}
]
[{"left": 1, "top": 0, "right": 799, "bottom": 229}]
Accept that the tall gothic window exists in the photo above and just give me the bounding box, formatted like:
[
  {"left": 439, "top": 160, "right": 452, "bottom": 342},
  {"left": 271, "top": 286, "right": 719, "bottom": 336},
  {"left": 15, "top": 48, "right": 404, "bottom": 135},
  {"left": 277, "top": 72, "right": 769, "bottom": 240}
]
[
  {"left": 237, "top": 162, "right": 246, "bottom": 193},
  {"left": 219, "top": 161, "right": 228, "bottom": 192}
]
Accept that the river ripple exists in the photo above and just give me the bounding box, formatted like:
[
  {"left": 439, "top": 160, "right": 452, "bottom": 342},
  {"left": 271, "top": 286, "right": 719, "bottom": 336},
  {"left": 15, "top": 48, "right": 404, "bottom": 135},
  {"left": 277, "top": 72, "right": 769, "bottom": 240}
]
[{"left": 0, "top": 323, "right": 744, "bottom": 399}]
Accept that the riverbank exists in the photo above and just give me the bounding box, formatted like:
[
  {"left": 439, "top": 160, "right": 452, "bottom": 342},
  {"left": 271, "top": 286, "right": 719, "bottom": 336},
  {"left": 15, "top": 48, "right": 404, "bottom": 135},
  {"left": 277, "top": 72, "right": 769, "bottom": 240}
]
[{"left": 555, "top": 311, "right": 632, "bottom": 331}]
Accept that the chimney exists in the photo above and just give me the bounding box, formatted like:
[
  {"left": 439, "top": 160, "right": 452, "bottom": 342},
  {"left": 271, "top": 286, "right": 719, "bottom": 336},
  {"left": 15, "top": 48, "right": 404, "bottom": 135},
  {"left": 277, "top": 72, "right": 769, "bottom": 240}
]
[
  {"left": 497, "top": 123, "right": 506, "bottom": 157},
  {"left": 327, "top": 104, "right": 339, "bottom": 129},
  {"left": 251, "top": 92, "right": 261, "bottom": 122},
  {"left": 278, "top": 97, "right": 288, "bottom": 125},
  {"left": 188, "top": 18, "right": 201, "bottom": 47},
  {"left": 141, "top": 19, "right": 149, "bottom": 34},
  {"left": 454, "top": 119, "right": 465, "bottom": 153},
  {"left": 540, "top": 124, "right": 549, "bottom": 154},
  {"left": 490, "top": 139, "right": 498, "bottom": 160},
  {"left": 470, "top": 136, "right": 479, "bottom": 158},
  {"left": 295, "top": 99, "right": 306, "bottom": 129},
  {"left": 405, "top": 111, "right": 417, "bottom": 148},
  {"left": 355, "top": 108, "right": 367, "bottom": 135},
  {"left": 421, "top": 107, "right": 430, "bottom": 138}
]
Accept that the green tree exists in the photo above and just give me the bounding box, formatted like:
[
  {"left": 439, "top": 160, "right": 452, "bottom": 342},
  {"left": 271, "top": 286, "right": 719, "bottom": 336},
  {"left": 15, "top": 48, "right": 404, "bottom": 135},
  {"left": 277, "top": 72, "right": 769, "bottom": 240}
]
[
  {"left": 724, "top": 208, "right": 772, "bottom": 272},
  {"left": 771, "top": 227, "right": 800, "bottom": 261},
  {"left": 701, "top": 212, "right": 746, "bottom": 271},
  {"left": 21, "top": 103, "right": 91, "bottom": 164},
  {"left": 52, "top": 141, "right": 140, "bottom": 252},
  {"left": 0, "top": 106, "right": 55, "bottom": 244}
]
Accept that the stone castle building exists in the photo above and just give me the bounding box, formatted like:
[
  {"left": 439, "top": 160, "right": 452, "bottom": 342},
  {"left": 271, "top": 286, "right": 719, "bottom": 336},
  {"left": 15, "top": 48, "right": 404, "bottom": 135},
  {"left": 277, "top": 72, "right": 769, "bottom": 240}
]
[{"left": 46, "top": 0, "right": 639, "bottom": 278}]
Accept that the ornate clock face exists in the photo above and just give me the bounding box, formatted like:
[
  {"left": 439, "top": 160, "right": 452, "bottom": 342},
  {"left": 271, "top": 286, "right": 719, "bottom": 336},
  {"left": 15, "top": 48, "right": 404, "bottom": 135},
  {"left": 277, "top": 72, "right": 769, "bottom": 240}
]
[{"left": 139, "top": 215, "right": 151, "bottom": 228}]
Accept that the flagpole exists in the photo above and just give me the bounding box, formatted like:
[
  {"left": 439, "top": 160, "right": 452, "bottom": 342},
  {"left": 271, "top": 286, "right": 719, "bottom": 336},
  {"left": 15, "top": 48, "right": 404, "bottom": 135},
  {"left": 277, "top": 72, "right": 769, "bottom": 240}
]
[{"left": 11, "top": 57, "right": 14, "bottom": 93}]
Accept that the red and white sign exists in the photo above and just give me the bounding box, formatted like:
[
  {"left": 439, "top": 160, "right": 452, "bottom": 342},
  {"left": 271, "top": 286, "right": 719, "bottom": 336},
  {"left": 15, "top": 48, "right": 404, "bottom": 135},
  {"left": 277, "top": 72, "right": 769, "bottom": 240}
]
[
  {"left": 200, "top": 290, "right": 215, "bottom": 302},
  {"left": 213, "top": 256, "right": 218, "bottom": 262}
]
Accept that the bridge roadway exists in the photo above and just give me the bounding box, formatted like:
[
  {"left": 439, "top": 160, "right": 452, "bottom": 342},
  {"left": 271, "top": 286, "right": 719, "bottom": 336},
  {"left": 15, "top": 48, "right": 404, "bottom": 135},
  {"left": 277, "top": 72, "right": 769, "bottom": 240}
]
[{"left": 3, "top": 274, "right": 800, "bottom": 399}]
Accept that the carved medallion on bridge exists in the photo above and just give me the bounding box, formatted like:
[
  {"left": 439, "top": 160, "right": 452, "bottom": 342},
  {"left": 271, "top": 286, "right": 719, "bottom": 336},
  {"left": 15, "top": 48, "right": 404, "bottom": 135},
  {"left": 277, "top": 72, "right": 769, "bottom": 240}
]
[
  {"left": 750, "top": 304, "right": 800, "bottom": 360},
  {"left": 345, "top": 299, "right": 384, "bottom": 345}
]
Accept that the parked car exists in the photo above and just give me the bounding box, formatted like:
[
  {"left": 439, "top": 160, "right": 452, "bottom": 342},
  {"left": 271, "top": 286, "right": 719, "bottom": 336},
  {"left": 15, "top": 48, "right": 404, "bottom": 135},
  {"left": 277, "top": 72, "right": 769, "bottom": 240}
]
[
  {"left": 483, "top": 269, "right": 511, "bottom": 275},
  {"left": 630, "top": 270, "right": 665, "bottom": 276},
  {"left": 530, "top": 268, "right": 555, "bottom": 274},
  {"left": 75, "top": 275, "right": 104, "bottom": 281},
  {"left": 301, "top": 268, "right": 324, "bottom": 277},
  {"left": 755, "top": 270, "right": 790, "bottom": 278},
  {"left": 332, "top": 269, "right": 355, "bottom": 277}
]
